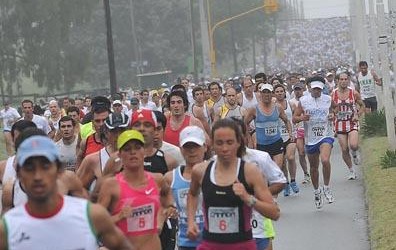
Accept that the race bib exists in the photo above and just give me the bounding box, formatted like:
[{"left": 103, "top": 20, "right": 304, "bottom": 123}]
[
  {"left": 208, "top": 207, "right": 239, "bottom": 234},
  {"left": 264, "top": 126, "right": 278, "bottom": 136},
  {"left": 337, "top": 110, "right": 352, "bottom": 120},
  {"left": 311, "top": 125, "right": 325, "bottom": 138},
  {"left": 127, "top": 203, "right": 155, "bottom": 232}
]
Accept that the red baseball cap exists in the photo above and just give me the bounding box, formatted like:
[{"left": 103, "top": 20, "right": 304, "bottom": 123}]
[{"left": 130, "top": 109, "right": 157, "bottom": 127}]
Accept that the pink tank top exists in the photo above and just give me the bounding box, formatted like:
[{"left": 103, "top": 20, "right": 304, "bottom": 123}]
[
  {"left": 164, "top": 115, "right": 191, "bottom": 146},
  {"left": 113, "top": 172, "right": 160, "bottom": 237}
]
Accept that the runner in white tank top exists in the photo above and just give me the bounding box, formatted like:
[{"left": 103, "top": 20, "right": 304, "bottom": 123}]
[
  {"left": 293, "top": 77, "right": 336, "bottom": 209},
  {"left": 0, "top": 135, "right": 132, "bottom": 249}
]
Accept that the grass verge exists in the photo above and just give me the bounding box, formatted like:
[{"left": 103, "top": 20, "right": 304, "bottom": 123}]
[{"left": 362, "top": 136, "right": 396, "bottom": 250}]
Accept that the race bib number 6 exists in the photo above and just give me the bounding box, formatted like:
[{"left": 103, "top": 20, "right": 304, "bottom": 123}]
[{"left": 208, "top": 207, "right": 239, "bottom": 234}]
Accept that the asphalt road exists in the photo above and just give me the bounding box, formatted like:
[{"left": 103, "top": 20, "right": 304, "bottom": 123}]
[{"left": 273, "top": 142, "right": 370, "bottom": 250}]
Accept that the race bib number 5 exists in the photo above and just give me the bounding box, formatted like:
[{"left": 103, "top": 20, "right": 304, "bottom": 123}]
[{"left": 208, "top": 207, "right": 239, "bottom": 234}]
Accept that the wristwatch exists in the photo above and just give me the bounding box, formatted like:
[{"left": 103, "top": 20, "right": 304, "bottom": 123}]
[{"left": 247, "top": 195, "right": 257, "bottom": 207}]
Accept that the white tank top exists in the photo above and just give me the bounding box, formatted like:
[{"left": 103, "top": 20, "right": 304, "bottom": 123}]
[
  {"left": 12, "top": 179, "right": 28, "bottom": 207},
  {"left": 357, "top": 71, "right": 376, "bottom": 99},
  {"left": 56, "top": 137, "right": 78, "bottom": 172},
  {"left": 279, "top": 101, "right": 293, "bottom": 142},
  {"left": 241, "top": 92, "right": 258, "bottom": 109},
  {"left": 2, "top": 155, "right": 16, "bottom": 184},
  {"left": 300, "top": 94, "right": 334, "bottom": 145},
  {"left": 4, "top": 196, "right": 99, "bottom": 250},
  {"left": 89, "top": 147, "right": 110, "bottom": 192}
]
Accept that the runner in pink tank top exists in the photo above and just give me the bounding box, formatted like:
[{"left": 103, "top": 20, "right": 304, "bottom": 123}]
[
  {"left": 97, "top": 130, "right": 175, "bottom": 250},
  {"left": 113, "top": 171, "right": 160, "bottom": 236}
]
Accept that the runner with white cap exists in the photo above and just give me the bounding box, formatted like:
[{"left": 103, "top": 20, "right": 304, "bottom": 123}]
[{"left": 293, "top": 76, "right": 336, "bottom": 209}]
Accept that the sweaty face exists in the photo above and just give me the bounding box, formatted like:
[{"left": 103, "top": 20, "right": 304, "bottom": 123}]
[
  {"left": 18, "top": 157, "right": 59, "bottom": 202},
  {"left": 338, "top": 74, "right": 350, "bottom": 89},
  {"left": 193, "top": 90, "right": 205, "bottom": 103},
  {"left": 119, "top": 140, "right": 145, "bottom": 169},
  {"left": 181, "top": 142, "right": 205, "bottom": 165},
  {"left": 209, "top": 85, "right": 220, "bottom": 98},
  {"left": 274, "top": 87, "right": 286, "bottom": 101},
  {"left": 212, "top": 127, "right": 240, "bottom": 162},
  {"left": 359, "top": 65, "right": 368, "bottom": 75},
  {"left": 92, "top": 111, "right": 109, "bottom": 131},
  {"left": 22, "top": 102, "right": 33, "bottom": 116},
  {"left": 67, "top": 111, "right": 80, "bottom": 124},
  {"left": 260, "top": 90, "right": 273, "bottom": 103},
  {"left": 49, "top": 103, "right": 59, "bottom": 116},
  {"left": 170, "top": 96, "right": 185, "bottom": 116},
  {"left": 243, "top": 80, "right": 254, "bottom": 94},
  {"left": 131, "top": 120, "right": 154, "bottom": 144},
  {"left": 226, "top": 89, "right": 237, "bottom": 106},
  {"left": 60, "top": 120, "right": 74, "bottom": 139}
]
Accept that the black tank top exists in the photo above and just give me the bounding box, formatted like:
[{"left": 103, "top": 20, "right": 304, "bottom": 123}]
[
  {"left": 201, "top": 159, "right": 254, "bottom": 243},
  {"left": 144, "top": 149, "right": 168, "bottom": 175}
]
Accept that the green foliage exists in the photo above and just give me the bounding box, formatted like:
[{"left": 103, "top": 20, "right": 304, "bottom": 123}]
[
  {"left": 380, "top": 149, "right": 396, "bottom": 169},
  {"left": 361, "top": 109, "right": 387, "bottom": 138}
]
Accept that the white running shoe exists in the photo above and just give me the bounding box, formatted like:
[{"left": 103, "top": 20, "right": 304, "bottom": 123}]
[
  {"left": 352, "top": 151, "right": 361, "bottom": 165},
  {"left": 323, "top": 187, "right": 334, "bottom": 204},
  {"left": 314, "top": 189, "right": 323, "bottom": 209},
  {"left": 348, "top": 170, "right": 357, "bottom": 180},
  {"left": 302, "top": 173, "right": 311, "bottom": 184}
]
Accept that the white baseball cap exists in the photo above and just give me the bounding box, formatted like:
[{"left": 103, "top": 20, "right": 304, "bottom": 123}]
[
  {"left": 179, "top": 126, "right": 205, "bottom": 147},
  {"left": 259, "top": 83, "right": 274, "bottom": 92},
  {"left": 310, "top": 81, "right": 324, "bottom": 89}
]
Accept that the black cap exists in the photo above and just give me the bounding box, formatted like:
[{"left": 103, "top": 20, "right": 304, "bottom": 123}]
[
  {"left": 91, "top": 96, "right": 111, "bottom": 112},
  {"left": 105, "top": 113, "right": 129, "bottom": 130}
]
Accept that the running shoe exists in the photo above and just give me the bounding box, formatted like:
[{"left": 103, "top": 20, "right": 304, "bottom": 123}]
[
  {"left": 353, "top": 152, "right": 361, "bottom": 165},
  {"left": 302, "top": 173, "right": 311, "bottom": 184},
  {"left": 314, "top": 189, "right": 323, "bottom": 209},
  {"left": 283, "top": 183, "right": 290, "bottom": 197},
  {"left": 290, "top": 181, "right": 300, "bottom": 193},
  {"left": 348, "top": 170, "right": 357, "bottom": 180},
  {"left": 323, "top": 187, "right": 334, "bottom": 204}
]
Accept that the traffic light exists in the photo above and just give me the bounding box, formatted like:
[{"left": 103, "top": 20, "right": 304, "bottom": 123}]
[{"left": 264, "top": 0, "right": 279, "bottom": 13}]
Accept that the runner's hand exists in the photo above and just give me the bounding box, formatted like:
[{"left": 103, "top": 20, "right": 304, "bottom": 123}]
[
  {"left": 187, "top": 222, "right": 200, "bottom": 240},
  {"left": 118, "top": 204, "right": 133, "bottom": 220},
  {"left": 233, "top": 179, "right": 249, "bottom": 202}
]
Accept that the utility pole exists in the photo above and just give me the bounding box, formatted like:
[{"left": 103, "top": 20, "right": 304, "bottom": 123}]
[
  {"left": 377, "top": 0, "right": 396, "bottom": 149},
  {"left": 103, "top": 0, "right": 117, "bottom": 96},
  {"left": 199, "top": 0, "right": 211, "bottom": 78},
  {"left": 368, "top": 0, "right": 383, "bottom": 109},
  {"left": 227, "top": 0, "right": 238, "bottom": 74},
  {"left": 129, "top": 0, "right": 141, "bottom": 89},
  {"left": 189, "top": 0, "right": 198, "bottom": 82},
  {"left": 390, "top": 0, "right": 396, "bottom": 113}
]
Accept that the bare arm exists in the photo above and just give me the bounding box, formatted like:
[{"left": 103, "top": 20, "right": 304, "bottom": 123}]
[
  {"left": 371, "top": 70, "right": 382, "bottom": 86},
  {"left": 75, "top": 137, "right": 87, "bottom": 169},
  {"left": 193, "top": 106, "right": 210, "bottom": 135},
  {"left": 164, "top": 153, "right": 178, "bottom": 171},
  {"left": 354, "top": 91, "right": 366, "bottom": 117},
  {"left": 244, "top": 163, "right": 280, "bottom": 220},
  {"left": 244, "top": 107, "right": 256, "bottom": 129},
  {"left": 278, "top": 105, "right": 293, "bottom": 139},
  {"left": 292, "top": 101, "right": 308, "bottom": 124},
  {"left": 76, "top": 154, "right": 97, "bottom": 190},
  {"left": 97, "top": 177, "right": 125, "bottom": 223},
  {"left": 60, "top": 170, "right": 89, "bottom": 199},
  {"left": 0, "top": 219, "right": 8, "bottom": 250},
  {"left": 1, "top": 180, "right": 15, "bottom": 215},
  {"left": 89, "top": 203, "right": 135, "bottom": 250},
  {"left": 187, "top": 163, "right": 206, "bottom": 240}
]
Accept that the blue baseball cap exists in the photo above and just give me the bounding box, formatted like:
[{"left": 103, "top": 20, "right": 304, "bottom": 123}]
[{"left": 17, "top": 136, "right": 60, "bottom": 166}]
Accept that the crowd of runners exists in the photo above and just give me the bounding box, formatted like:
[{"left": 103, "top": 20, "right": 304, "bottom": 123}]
[{"left": 0, "top": 60, "right": 381, "bottom": 249}]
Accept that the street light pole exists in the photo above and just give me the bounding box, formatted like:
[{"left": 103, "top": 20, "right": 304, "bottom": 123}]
[
  {"left": 103, "top": 0, "right": 117, "bottom": 96},
  {"left": 209, "top": 5, "right": 266, "bottom": 77}
]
